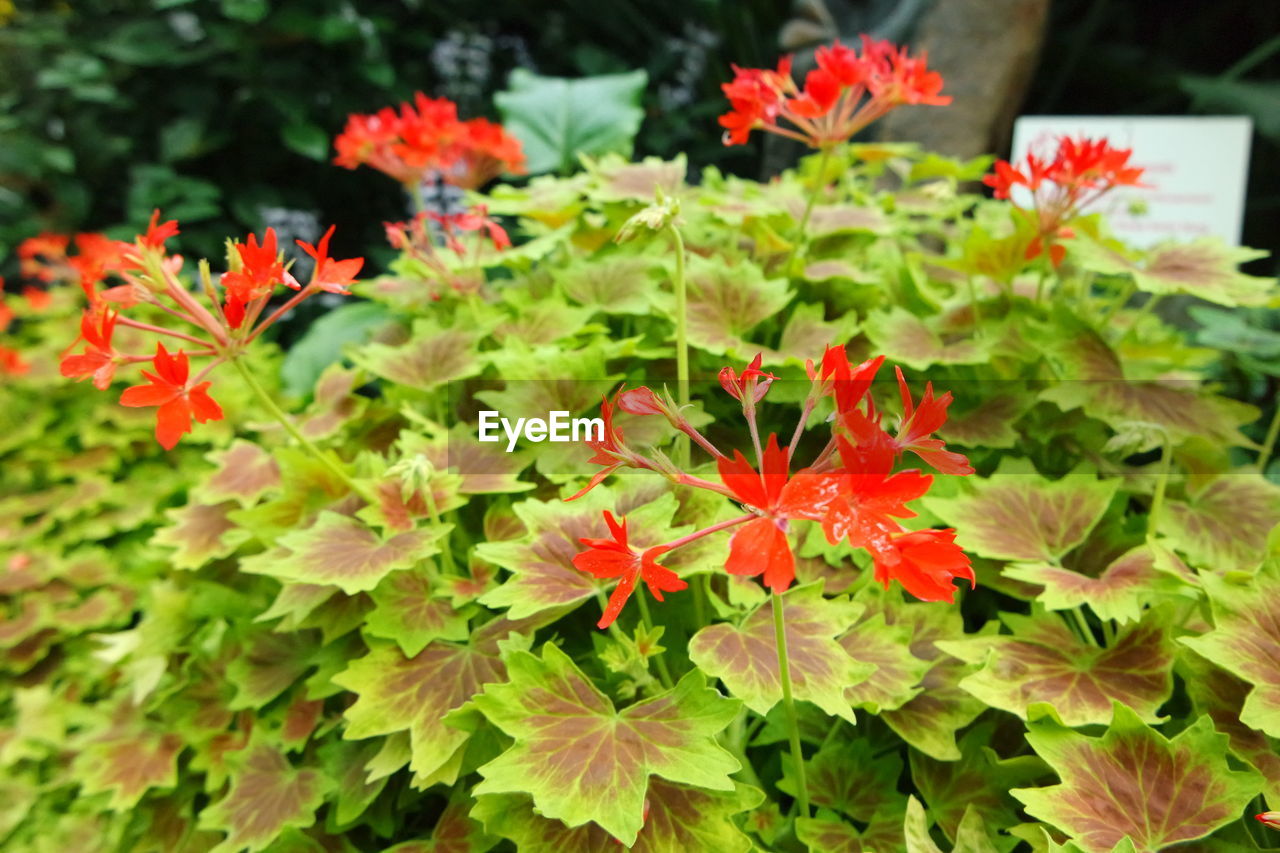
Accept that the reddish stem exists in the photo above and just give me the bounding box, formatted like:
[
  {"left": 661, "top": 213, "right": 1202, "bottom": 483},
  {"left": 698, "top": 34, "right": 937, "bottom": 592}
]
[
  {"left": 248, "top": 285, "right": 315, "bottom": 342},
  {"left": 115, "top": 316, "right": 217, "bottom": 349},
  {"left": 655, "top": 513, "right": 755, "bottom": 554}
]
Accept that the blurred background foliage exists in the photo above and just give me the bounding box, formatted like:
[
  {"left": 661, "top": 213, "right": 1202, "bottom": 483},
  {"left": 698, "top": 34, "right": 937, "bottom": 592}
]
[{"left": 1, "top": 0, "right": 1277, "bottom": 269}]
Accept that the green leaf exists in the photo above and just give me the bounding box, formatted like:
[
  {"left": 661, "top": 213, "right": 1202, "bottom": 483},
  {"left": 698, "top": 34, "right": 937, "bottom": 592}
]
[
  {"left": 938, "top": 611, "right": 1175, "bottom": 727},
  {"left": 364, "top": 566, "right": 470, "bottom": 657},
  {"left": 151, "top": 500, "right": 248, "bottom": 570},
  {"left": 839, "top": 612, "right": 930, "bottom": 713},
  {"left": 471, "top": 781, "right": 761, "bottom": 852},
  {"left": 353, "top": 318, "right": 484, "bottom": 392},
  {"left": 495, "top": 69, "right": 648, "bottom": 175},
  {"left": 1180, "top": 75, "right": 1280, "bottom": 142},
  {"left": 197, "top": 440, "right": 281, "bottom": 507},
  {"left": 688, "top": 583, "right": 872, "bottom": 722},
  {"left": 1073, "top": 236, "right": 1274, "bottom": 307},
  {"left": 380, "top": 800, "right": 495, "bottom": 852},
  {"left": 225, "top": 629, "right": 318, "bottom": 710},
  {"left": 244, "top": 512, "right": 441, "bottom": 595},
  {"left": 924, "top": 458, "right": 1118, "bottom": 564},
  {"left": 904, "top": 796, "right": 944, "bottom": 853},
  {"left": 864, "top": 307, "right": 989, "bottom": 371},
  {"left": 281, "top": 302, "right": 390, "bottom": 397},
  {"left": 1159, "top": 474, "right": 1280, "bottom": 573},
  {"left": 470, "top": 643, "right": 740, "bottom": 846},
  {"left": 675, "top": 252, "right": 793, "bottom": 357},
  {"left": 782, "top": 737, "right": 904, "bottom": 822},
  {"left": 1180, "top": 562, "right": 1280, "bottom": 738},
  {"left": 1012, "top": 704, "right": 1263, "bottom": 852},
  {"left": 280, "top": 123, "right": 329, "bottom": 161},
  {"left": 559, "top": 255, "right": 658, "bottom": 315},
  {"left": 795, "top": 804, "right": 907, "bottom": 853},
  {"left": 74, "top": 730, "right": 183, "bottom": 810},
  {"left": 198, "top": 745, "right": 332, "bottom": 853}
]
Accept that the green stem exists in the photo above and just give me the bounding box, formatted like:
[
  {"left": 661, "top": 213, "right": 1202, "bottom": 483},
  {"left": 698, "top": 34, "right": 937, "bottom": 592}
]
[
  {"left": 1124, "top": 293, "right": 1164, "bottom": 339},
  {"left": 635, "top": 587, "right": 674, "bottom": 689},
  {"left": 231, "top": 357, "right": 379, "bottom": 506},
  {"left": 784, "top": 145, "right": 834, "bottom": 274},
  {"left": 1068, "top": 606, "right": 1099, "bottom": 648},
  {"left": 667, "top": 224, "right": 690, "bottom": 467},
  {"left": 1256, "top": 392, "right": 1280, "bottom": 474},
  {"left": 773, "top": 591, "right": 810, "bottom": 819},
  {"left": 1147, "top": 436, "right": 1173, "bottom": 538},
  {"left": 726, "top": 710, "right": 765, "bottom": 790},
  {"left": 419, "top": 472, "right": 458, "bottom": 576},
  {"left": 966, "top": 275, "right": 983, "bottom": 336},
  {"left": 1098, "top": 279, "right": 1136, "bottom": 323}
]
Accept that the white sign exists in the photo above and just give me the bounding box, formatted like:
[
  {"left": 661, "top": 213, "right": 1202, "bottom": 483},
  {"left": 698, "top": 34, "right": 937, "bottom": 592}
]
[{"left": 1010, "top": 116, "right": 1252, "bottom": 247}]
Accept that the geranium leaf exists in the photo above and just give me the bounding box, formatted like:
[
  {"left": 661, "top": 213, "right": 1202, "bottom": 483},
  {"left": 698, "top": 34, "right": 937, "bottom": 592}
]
[
  {"left": 924, "top": 459, "right": 1118, "bottom": 563},
  {"left": 298, "top": 364, "right": 370, "bottom": 441},
  {"left": 1077, "top": 236, "right": 1273, "bottom": 307},
  {"left": 198, "top": 744, "right": 332, "bottom": 853},
  {"left": 380, "top": 800, "right": 496, "bottom": 852},
  {"left": 940, "top": 395, "right": 1034, "bottom": 449},
  {"left": 904, "top": 796, "right": 944, "bottom": 853},
  {"left": 332, "top": 632, "right": 507, "bottom": 785},
  {"left": 910, "top": 723, "right": 1047, "bottom": 842},
  {"left": 675, "top": 253, "right": 792, "bottom": 356},
  {"left": 225, "top": 629, "right": 319, "bottom": 710},
  {"left": 245, "top": 511, "right": 441, "bottom": 595},
  {"left": 864, "top": 307, "right": 989, "bottom": 371},
  {"left": 318, "top": 738, "right": 387, "bottom": 827},
  {"left": 689, "top": 583, "right": 871, "bottom": 722},
  {"left": 781, "top": 737, "right": 904, "bottom": 822},
  {"left": 421, "top": 424, "right": 533, "bottom": 495},
  {"left": 471, "top": 780, "right": 760, "bottom": 852},
  {"left": 365, "top": 565, "right": 471, "bottom": 657},
  {"left": 839, "top": 612, "right": 930, "bottom": 713},
  {"left": 1012, "top": 704, "right": 1263, "bottom": 852},
  {"left": 152, "top": 500, "right": 247, "bottom": 570},
  {"left": 559, "top": 255, "right": 657, "bottom": 315},
  {"left": 1159, "top": 474, "right": 1280, "bottom": 573},
  {"left": 198, "top": 440, "right": 281, "bottom": 507},
  {"left": 470, "top": 643, "right": 740, "bottom": 846},
  {"left": 74, "top": 730, "right": 183, "bottom": 810},
  {"left": 937, "top": 612, "right": 1175, "bottom": 727},
  {"left": 1003, "top": 545, "right": 1197, "bottom": 624},
  {"left": 1180, "top": 563, "right": 1280, "bottom": 738},
  {"left": 795, "top": 804, "right": 908, "bottom": 853},
  {"left": 353, "top": 318, "right": 484, "bottom": 392}
]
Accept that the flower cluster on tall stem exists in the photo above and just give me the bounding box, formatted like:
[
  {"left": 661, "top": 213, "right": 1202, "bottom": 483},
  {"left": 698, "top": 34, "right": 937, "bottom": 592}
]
[
  {"left": 569, "top": 346, "right": 974, "bottom": 628},
  {"left": 53, "top": 211, "right": 362, "bottom": 450},
  {"left": 983, "top": 135, "right": 1147, "bottom": 267},
  {"left": 333, "top": 92, "right": 525, "bottom": 191},
  {"left": 719, "top": 36, "right": 950, "bottom": 148}
]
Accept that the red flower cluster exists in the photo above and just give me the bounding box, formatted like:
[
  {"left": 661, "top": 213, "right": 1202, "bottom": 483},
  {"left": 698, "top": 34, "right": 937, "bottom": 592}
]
[
  {"left": 719, "top": 37, "right": 950, "bottom": 148},
  {"left": 983, "top": 135, "right": 1146, "bottom": 267},
  {"left": 571, "top": 347, "right": 974, "bottom": 628},
  {"left": 333, "top": 93, "right": 525, "bottom": 189},
  {"left": 48, "top": 210, "right": 361, "bottom": 448},
  {"left": 382, "top": 206, "right": 511, "bottom": 300}
]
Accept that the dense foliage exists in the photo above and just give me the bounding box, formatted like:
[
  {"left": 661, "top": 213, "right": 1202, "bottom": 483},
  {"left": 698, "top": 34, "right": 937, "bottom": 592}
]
[{"left": 3, "top": 35, "right": 1280, "bottom": 853}]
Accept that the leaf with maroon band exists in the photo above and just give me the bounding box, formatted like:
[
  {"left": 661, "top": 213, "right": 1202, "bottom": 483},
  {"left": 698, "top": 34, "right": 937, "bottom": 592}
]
[
  {"left": 781, "top": 737, "right": 904, "bottom": 822},
  {"left": 923, "top": 458, "right": 1118, "bottom": 563},
  {"left": 478, "top": 489, "right": 688, "bottom": 621},
  {"left": 1180, "top": 650, "right": 1280, "bottom": 804},
  {"left": 937, "top": 611, "right": 1174, "bottom": 727},
  {"left": 940, "top": 395, "right": 1034, "bottom": 449},
  {"left": 318, "top": 738, "right": 388, "bottom": 826},
  {"left": 1078, "top": 236, "right": 1272, "bottom": 307},
  {"left": 1011, "top": 703, "right": 1263, "bottom": 852},
  {"left": 471, "top": 781, "right": 760, "bottom": 853},
  {"left": 424, "top": 424, "right": 534, "bottom": 494},
  {"left": 280, "top": 695, "right": 324, "bottom": 751},
  {"left": 198, "top": 440, "right": 281, "bottom": 507},
  {"left": 560, "top": 255, "right": 656, "bottom": 315},
  {"left": 864, "top": 307, "right": 988, "bottom": 371},
  {"left": 332, "top": 634, "right": 507, "bottom": 785},
  {"left": 225, "top": 629, "right": 319, "bottom": 710},
  {"left": 381, "top": 800, "right": 496, "bottom": 853},
  {"left": 1159, "top": 474, "right": 1280, "bottom": 573},
  {"left": 910, "top": 722, "right": 1048, "bottom": 842},
  {"left": 1003, "top": 545, "right": 1197, "bottom": 624},
  {"left": 1180, "top": 563, "right": 1280, "bottom": 737},
  {"left": 795, "top": 803, "right": 908, "bottom": 853},
  {"left": 244, "top": 511, "right": 442, "bottom": 595},
  {"left": 839, "top": 612, "right": 930, "bottom": 713},
  {"left": 299, "top": 364, "right": 369, "bottom": 441},
  {"left": 804, "top": 203, "right": 891, "bottom": 236},
  {"left": 354, "top": 318, "right": 484, "bottom": 391},
  {"left": 151, "top": 500, "right": 247, "bottom": 570},
  {"left": 675, "top": 253, "right": 792, "bottom": 356},
  {"left": 470, "top": 643, "right": 740, "bottom": 846},
  {"left": 198, "top": 744, "right": 332, "bottom": 853},
  {"left": 365, "top": 566, "right": 470, "bottom": 657},
  {"left": 688, "top": 584, "right": 871, "bottom": 722},
  {"left": 74, "top": 730, "right": 183, "bottom": 810}
]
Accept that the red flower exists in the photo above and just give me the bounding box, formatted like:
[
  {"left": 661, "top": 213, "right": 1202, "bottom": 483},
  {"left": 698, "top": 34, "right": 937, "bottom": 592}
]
[
  {"left": 718, "top": 58, "right": 792, "bottom": 145},
  {"left": 718, "top": 434, "right": 840, "bottom": 592},
  {"left": 573, "top": 511, "right": 687, "bottom": 628},
  {"left": 566, "top": 395, "right": 639, "bottom": 501},
  {"left": 140, "top": 209, "right": 180, "bottom": 250},
  {"left": 222, "top": 229, "right": 286, "bottom": 328},
  {"left": 60, "top": 308, "right": 120, "bottom": 390},
  {"left": 1257, "top": 812, "right": 1280, "bottom": 831},
  {"left": 428, "top": 207, "right": 511, "bottom": 255},
  {"left": 68, "top": 233, "right": 129, "bottom": 299},
  {"left": 17, "top": 233, "right": 70, "bottom": 282},
  {"left": 820, "top": 435, "right": 931, "bottom": 552},
  {"left": 119, "top": 343, "right": 223, "bottom": 449},
  {"left": 0, "top": 345, "right": 28, "bottom": 376},
  {"left": 295, "top": 225, "right": 364, "bottom": 295},
  {"left": 719, "top": 353, "right": 777, "bottom": 404},
  {"left": 810, "top": 346, "right": 885, "bottom": 416},
  {"left": 871, "top": 528, "right": 974, "bottom": 603},
  {"left": 889, "top": 367, "right": 973, "bottom": 475}
]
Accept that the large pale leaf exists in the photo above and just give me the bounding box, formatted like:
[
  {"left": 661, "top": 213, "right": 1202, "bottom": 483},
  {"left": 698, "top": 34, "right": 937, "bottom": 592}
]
[
  {"left": 198, "top": 745, "right": 331, "bottom": 853},
  {"left": 864, "top": 307, "right": 989, "bottom": 371},
  {"left": 1180, "top": 563, "right": 1280, "bottom": 738},
  {"left": 1159, "top": 475, "right": 1280, "bottom": 573},
  {"left": 470, "top": 643, "right": 740, "bottom": 846},
  {"left": 675, "top": 253, "right": 792, "bottom": 357},
  {"left": 364, "top": 565, "right": 470, "bottom": 657},
  {"left": 924, "top": 458, "right": 1117, "bottom": 563},
  {"left": 839, "top": 612, "right": 930, "bottom": 713},
  {"left": 353, "top": 318, "right": 483, "bottom": 392},
  {"left": 471, "top": 781, "right": 760, "bottom": 852},
  {"left": 689, "top": 584, "right": 871, "bottom": 722},
  {"left": 937, "top": 612, "right": 1174, "bottom": 726},
  {"left": 1012, "top": 704, "right": 1263, "bottom": 852},
  {"left": 781, "top": 737, "right": 904, "bottom": 822}
]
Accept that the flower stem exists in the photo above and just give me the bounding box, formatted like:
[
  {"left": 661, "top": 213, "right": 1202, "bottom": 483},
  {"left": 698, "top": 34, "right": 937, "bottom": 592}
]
[
  {"left": 784, "top": 145, "right": 834, "bottom": 274},
  {"left": 1068, "top": 606, "right": 1099, "bottom": 648},
  {"left": 667, "top": 223, "right": 690, "bottom": 467},
  {"left": 634, "top": 587, "right": 674, "bottom": 689},
  {"left": 1147, "top": 435, "right": 1173, "bottom": 538},
  {"left": 1256, "top": 393, "right": 1280, "bottom": 474},
  {"left": 230, "top": 356, "right": 379, "bottom": 507},
  {"left": 773, "top": 590, "right": 810, "bottom": 819},
  {"left": 419, "top": 475, "right": 458, "bottom": 576}
]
